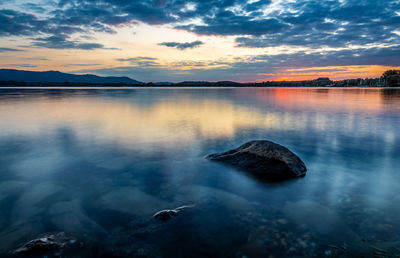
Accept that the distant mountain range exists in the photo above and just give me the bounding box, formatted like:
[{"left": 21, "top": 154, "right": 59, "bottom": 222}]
[
  {"left": 1, "top": 68, "right": 398, "bottom": 87},
  {"left": 0, "top": 69, "right": 142, "bottom": 84}
]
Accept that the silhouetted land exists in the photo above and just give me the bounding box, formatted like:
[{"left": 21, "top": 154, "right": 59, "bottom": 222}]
[
  {"left": 1, "top": 69, "right": 399, "bottom": 87},
  {"left": 0, "top": 69, "right": 141, "bottom": 86}
]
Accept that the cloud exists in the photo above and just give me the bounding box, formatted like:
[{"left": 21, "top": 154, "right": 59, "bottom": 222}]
[
  {"left": 158, "top": 41, "right": 203, "bottom": 50},
  {"left": 233, "top": 0, "right": 400, "bottom": 48},
  {"left": 77, "top": 45, "right": 400, "bottom": 82},
  {"left": 176, "top": 11, "right": 287, "bottom": 36},
  {"left": 1, "top": 0, "right": 399, "bottom": 51},
  {"left": 22, "top": 3, "right": 47, "bottom": 13},
  {"left": 0, "top": 47, "right": 23, "bottom": 52},
  {"left": 6, "top": 64, "right": 38, "bottom": 68},
  {"left": 117, "top": 57, "right": 158, "bottom": 62},
  {"left": 0, "top": 8, "right": 113, "bottom": 49},
  {"left": 0, "top": 9, "right": 44, "bottom": 36},
  {"left": 62, "top": 63, "right": 101, "bottom": 67},
  {"left": 53, "top": 0, "right": 176, "bottom": 29},
  {"left": 32, "top": 34, "right": 107, "bottom": 50},
  {"left": 1, "top": 0, "right": 400, "bottom": 79},
  {"left": 116, "top": 56, "right": 160, "bottom": 66}
]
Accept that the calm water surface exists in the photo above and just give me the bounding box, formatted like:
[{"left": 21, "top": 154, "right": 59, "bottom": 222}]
[{"left": 0, "top": 88, "right": 399, "bottom": 257}]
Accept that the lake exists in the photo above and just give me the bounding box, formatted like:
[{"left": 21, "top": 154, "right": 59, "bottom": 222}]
[{"left": 0, "top": 87, "right": 399, "bottom": 257}]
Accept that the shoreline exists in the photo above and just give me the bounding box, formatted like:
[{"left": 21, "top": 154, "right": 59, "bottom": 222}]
[{"left": 0, "top": 86, "right": 398, "bottom": 89}]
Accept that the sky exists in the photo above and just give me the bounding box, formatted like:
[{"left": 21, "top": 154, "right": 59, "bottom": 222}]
[{"left": 0, "top": 0, "right": 399, "bottom": 82}]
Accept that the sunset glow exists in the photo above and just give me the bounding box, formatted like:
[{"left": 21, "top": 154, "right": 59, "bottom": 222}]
[{"left": 1, "top": 0, "right": 399, "bottom": 82}]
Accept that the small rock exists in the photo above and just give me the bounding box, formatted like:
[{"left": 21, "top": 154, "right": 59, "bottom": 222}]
[
  {"left": 153, "top": 205, "right": 194, "bottom": 221},
  {"left": 12, "top": 232, "right": 77, "bottom": 255},
  {"left": 153, "top": 209, "right": 179, "bottom": 221}
]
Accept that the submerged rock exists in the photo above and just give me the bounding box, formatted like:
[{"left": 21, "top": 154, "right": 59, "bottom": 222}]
[
  {"left": 205, "top": 140, "right": 307, "bottom": 181},
  {"left": 153, "top": 205, "right": 195, "bottom": 221},
  {"left": 12, "top": 232, "right": 77, "bottom": 255}
]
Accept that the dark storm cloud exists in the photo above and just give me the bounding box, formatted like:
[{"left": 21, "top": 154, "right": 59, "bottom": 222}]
[{"left": 158, "top": 41, "right": 203, "bottom": 50}]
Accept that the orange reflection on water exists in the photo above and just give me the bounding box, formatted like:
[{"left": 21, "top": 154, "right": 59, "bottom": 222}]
[
  {"left": 0, "top": 88, "right": 398, "bottom": 146},
  {"left": 239, "top": 88, "right": 400, "bottom": 113}
]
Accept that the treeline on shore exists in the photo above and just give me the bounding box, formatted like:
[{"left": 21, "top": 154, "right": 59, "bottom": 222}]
[
  {"left": 1, "top": 70, "right": 399, "bottom": 87},
  {"left": 260, "top": 70, "right": 400, "bottom": 87}
]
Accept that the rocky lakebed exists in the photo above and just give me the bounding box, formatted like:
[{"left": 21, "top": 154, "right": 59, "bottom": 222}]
[
  {"left": 4, "top": 141, "right": 400, "bottom": 257},
  {"left": 1, "top": 88, "right": 400, "bottom": 258}
]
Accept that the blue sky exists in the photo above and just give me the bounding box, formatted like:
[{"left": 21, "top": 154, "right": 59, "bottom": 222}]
[{"left": 0, "top": 0, "right": 399, "bottom": 82}]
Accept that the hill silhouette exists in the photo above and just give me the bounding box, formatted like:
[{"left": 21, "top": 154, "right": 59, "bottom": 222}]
[{"left": 0, "top": 69, "right": 142, "bottom": 85}]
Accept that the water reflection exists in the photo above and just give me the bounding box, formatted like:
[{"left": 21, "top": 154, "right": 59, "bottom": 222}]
[
  {"left": 1, "top": 88, "right": 399, "bottom": 142},
  {"left": 0, "top": 88, "right": 399, "bottom": 257}
]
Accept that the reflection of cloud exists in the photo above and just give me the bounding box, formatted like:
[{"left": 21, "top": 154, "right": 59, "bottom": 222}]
[
  {"left": 0, "top": 89, "right": 399, "bottom": 148},
  {"left": 0, "top": 97, "right": 268, "bottom": 144}
]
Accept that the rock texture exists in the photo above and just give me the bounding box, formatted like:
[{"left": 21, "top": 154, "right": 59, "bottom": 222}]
[{"left": 205, "top": 140, "right": 307, "bottom": 181}]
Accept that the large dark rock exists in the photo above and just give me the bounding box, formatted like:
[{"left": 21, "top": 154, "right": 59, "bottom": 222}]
[{"left": 205, "top": 140, "right": 307, "bottom": 181}]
